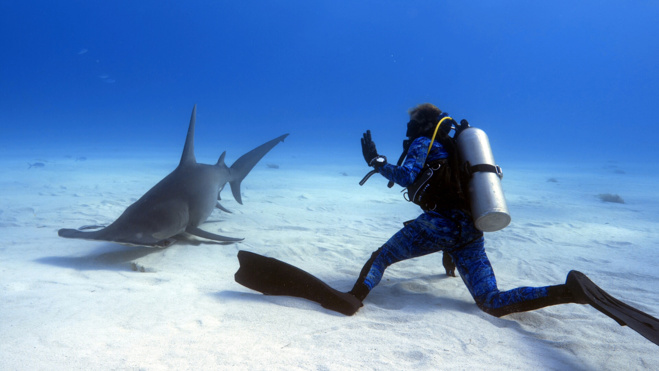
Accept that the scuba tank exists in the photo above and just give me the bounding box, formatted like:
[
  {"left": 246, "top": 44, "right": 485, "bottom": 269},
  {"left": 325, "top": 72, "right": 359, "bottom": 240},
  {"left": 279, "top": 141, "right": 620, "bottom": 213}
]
[{"left": 456, "top": 126, "right": 511, "bottom": 232}]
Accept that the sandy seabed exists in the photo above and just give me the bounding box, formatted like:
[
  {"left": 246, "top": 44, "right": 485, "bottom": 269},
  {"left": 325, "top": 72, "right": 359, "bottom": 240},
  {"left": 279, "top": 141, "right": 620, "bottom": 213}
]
[{"left": 1, "top": 152, "right": 658, "bottom": 370}]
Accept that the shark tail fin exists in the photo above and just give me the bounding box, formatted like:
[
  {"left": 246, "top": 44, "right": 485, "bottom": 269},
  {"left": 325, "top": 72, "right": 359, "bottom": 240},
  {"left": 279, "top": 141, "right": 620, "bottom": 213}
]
[
  {"left": 228, "top": 133, "right": 289, "bottom": 205},
  {"left": 179, "top": 105, "right": 197, "bottom": 167}
]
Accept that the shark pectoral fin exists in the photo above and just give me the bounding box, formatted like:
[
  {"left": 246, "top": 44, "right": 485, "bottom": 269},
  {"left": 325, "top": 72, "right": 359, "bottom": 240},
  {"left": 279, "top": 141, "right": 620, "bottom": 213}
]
[
  {"left": 215, "top": 201, "right": 233, "bottom": 213},
  {"left": 229, "top": 181, "right": 244, "bottom": 205},
  {"left": 185, "top": 226, "right": 244, "bottom": 242},
  {"left": 217, "top": 184, "right": 225, "bottom": 200}
]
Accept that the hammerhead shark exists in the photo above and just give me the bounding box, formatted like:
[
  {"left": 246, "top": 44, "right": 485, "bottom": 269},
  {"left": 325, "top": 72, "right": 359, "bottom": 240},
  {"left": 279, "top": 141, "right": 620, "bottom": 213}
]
[{"left": 58, "top": 105, "right": 288, "bottom": 247}]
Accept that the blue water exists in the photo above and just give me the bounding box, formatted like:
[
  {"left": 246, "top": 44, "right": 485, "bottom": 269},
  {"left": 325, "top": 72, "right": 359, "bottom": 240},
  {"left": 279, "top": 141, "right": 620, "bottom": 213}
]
[{"left": 1, "top": 1, "right": 658, "bottom": 166}]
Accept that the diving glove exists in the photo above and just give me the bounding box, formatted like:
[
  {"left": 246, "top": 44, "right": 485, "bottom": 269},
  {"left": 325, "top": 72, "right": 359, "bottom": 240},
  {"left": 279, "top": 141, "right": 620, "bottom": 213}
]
[{"left": 361, "top": 130, "right": 386, "bottom": 168}]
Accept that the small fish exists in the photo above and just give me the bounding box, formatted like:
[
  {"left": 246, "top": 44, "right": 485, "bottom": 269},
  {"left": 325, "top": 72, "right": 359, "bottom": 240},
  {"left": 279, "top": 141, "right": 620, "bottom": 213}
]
[{"left": 28, "top": 162, "right": 45, "bottom": 169}]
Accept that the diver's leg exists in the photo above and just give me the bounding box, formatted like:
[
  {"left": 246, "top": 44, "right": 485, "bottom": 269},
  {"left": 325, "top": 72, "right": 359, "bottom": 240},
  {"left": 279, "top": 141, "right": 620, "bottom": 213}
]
[
  {"left": 349, "top": 247, "right": 383, "bottom": 301},
  {"left": 451, "top": 240, "right": 581, "bottom": 317},
  {"left": 350, "top": 212, "right": 460, "bottom": 301},
  {"left": 483, "top": 284, "right": 581, "bottom": 317}
]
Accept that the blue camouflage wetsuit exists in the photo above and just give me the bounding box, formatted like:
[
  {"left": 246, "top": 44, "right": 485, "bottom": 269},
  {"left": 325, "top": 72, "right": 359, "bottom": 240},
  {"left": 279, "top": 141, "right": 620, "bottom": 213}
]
[{"left": 361, "top": 136, "right": 553, "bottom": 316}]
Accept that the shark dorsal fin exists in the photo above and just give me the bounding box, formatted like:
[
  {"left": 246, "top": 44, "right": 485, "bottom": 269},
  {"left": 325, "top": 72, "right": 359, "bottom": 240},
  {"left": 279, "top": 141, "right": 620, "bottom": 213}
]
[{"left": 179, "top": 105, "right": 197, "bottom": 167}]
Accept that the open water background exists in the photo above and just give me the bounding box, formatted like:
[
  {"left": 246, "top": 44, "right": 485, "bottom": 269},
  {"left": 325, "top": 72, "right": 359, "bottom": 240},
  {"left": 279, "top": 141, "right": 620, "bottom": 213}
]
[{"left": 2, "top": 1, "right": 657, "bottom": 167}]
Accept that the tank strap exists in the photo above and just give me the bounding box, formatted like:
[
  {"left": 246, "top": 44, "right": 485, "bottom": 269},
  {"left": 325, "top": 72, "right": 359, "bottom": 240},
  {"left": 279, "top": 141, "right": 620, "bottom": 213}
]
[{"left": 466, "top": 163, "right": 503, "bottom": 179}]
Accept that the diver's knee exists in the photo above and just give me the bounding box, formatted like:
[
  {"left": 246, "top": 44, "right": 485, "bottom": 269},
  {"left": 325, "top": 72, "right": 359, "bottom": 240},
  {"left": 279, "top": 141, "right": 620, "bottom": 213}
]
[{"left": 473, "top": 294, "right": 508, "bottom": 318}]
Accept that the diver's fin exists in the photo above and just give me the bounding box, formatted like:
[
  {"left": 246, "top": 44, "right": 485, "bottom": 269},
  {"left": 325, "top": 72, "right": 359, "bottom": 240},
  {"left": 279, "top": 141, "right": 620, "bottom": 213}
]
[
  {"left": 566, "top": 270, "right": 659, "bottom": 345},
  {"left": 235, "top": 250, "right": 362, "bottom": 316},
  {"left": 185, "top": 226, "right": 243, "bottom": 242}
]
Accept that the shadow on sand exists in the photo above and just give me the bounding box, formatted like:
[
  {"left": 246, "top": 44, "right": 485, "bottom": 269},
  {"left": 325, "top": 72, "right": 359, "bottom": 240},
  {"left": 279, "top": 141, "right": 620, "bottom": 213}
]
[
  {"left": 35, "top": 243, "right": 165, "bottom": 271},
  {"left": 38, "top": 233, "right": 233, "bottom": 271}
]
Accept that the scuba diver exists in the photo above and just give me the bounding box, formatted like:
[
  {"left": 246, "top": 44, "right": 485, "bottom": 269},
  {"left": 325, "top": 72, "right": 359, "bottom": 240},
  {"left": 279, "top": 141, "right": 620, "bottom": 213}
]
[
  {"left": 350, "top": 103, "right": 582, "bottom": 315},
  {"left": 235, "top": 103, "right": 658, "bottom": 345}
]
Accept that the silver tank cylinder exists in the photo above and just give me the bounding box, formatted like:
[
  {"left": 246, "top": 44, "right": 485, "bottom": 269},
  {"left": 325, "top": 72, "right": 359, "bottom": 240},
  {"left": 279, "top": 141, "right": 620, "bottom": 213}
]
[{"left": 456, "top": 127, "right": 511, "bottom": 232}]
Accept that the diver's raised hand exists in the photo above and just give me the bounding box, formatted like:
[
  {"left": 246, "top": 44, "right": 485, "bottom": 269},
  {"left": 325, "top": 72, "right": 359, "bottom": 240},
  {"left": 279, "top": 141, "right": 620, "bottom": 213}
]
[
  {"left": 361, "top": 130, "right": 386, "bottom": 168},
  {"left": 361, "top": 130, "right": 378, "bottom": 164}
]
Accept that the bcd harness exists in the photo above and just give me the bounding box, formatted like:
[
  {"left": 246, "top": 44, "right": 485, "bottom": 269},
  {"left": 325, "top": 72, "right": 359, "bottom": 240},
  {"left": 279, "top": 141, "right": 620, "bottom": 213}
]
[
  {"left": 403, "top": 116, "right": 467, "bottom": 211},
  {"left": 360, "top": 115, "right": 510, "bottom": 232},
  {"left": 360, "top": 117, "right": 503, "bottom": 213}
]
